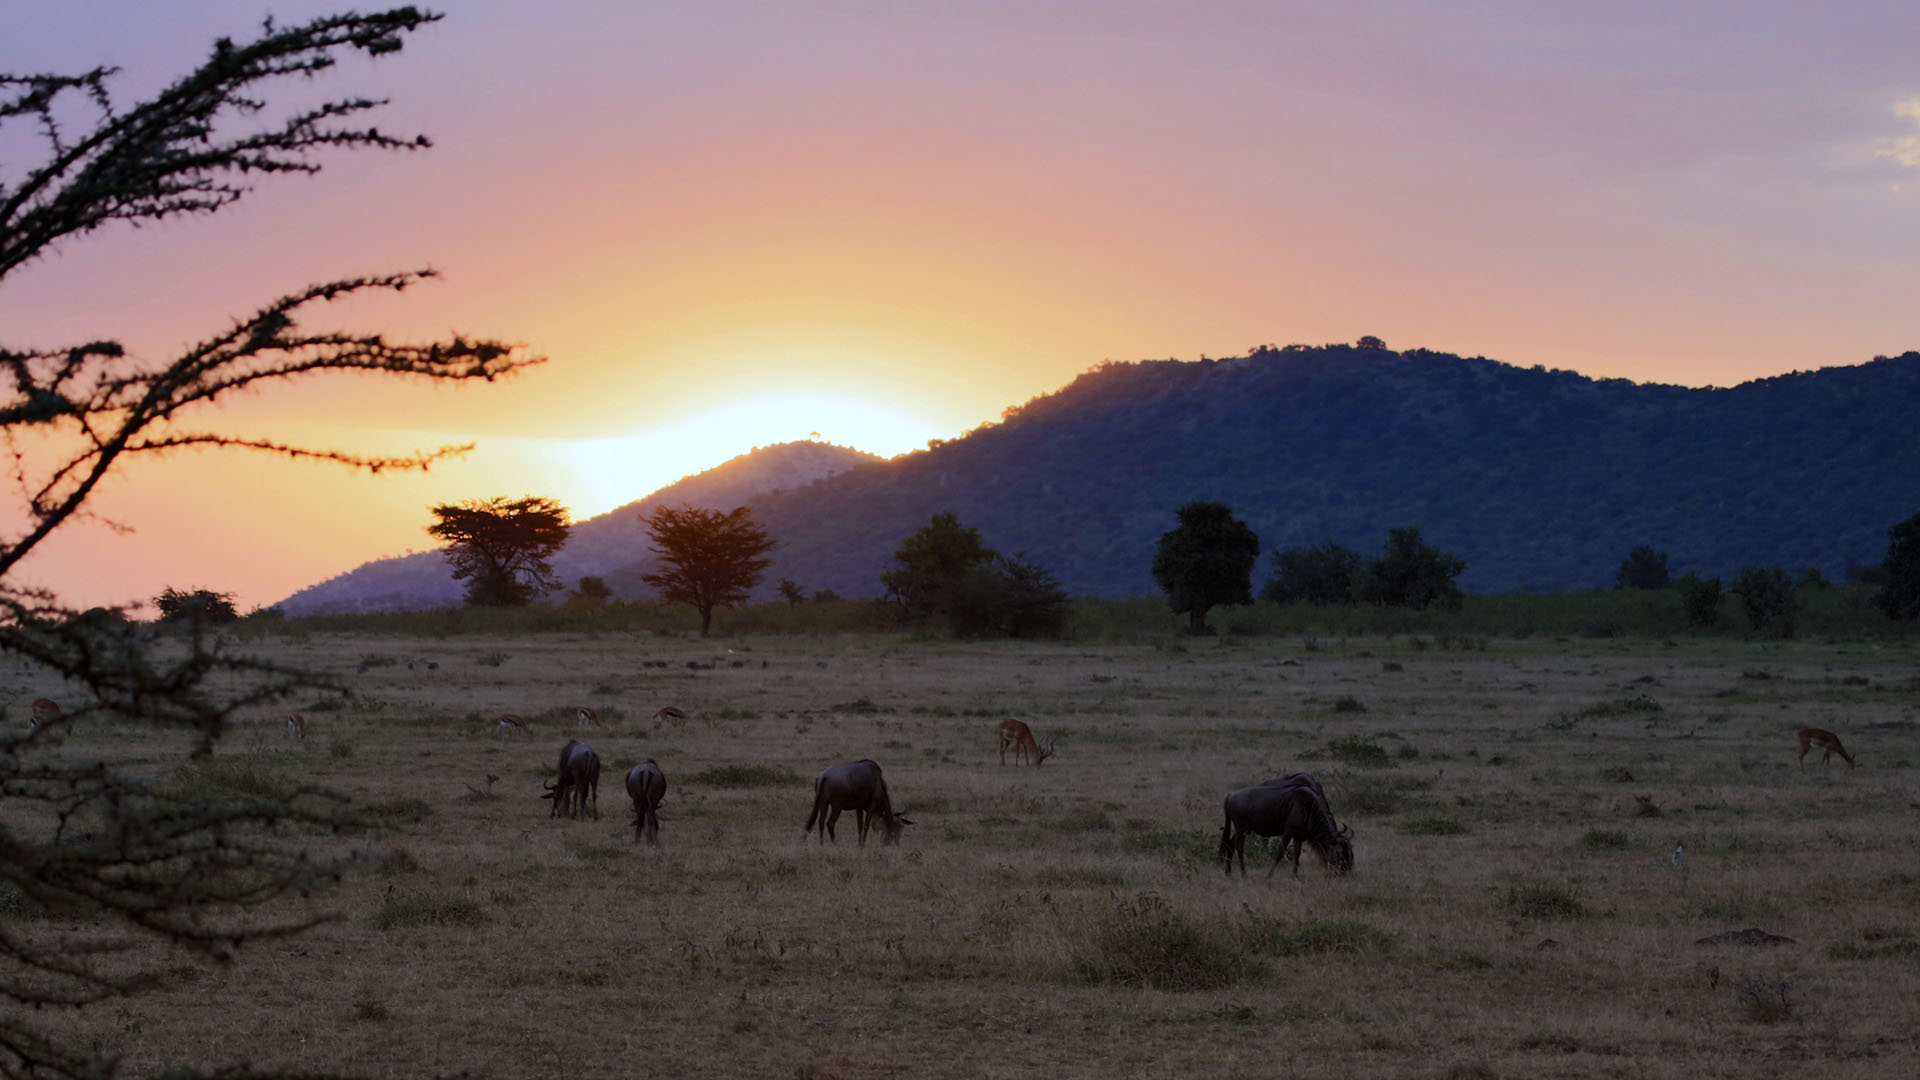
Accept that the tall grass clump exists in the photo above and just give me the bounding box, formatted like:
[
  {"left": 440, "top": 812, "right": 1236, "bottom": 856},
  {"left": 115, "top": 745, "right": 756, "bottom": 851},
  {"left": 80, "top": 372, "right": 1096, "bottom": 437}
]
[
  {"left": 687, "top": 764, "right": 803, "bottom": 788},
  {"left": 1242, "top": 917, "right": 1394, "bottom": 957},
  {"left": 372, "top": 889, "right": 489, "bottom": 931},
  {"left": 1067, "top": 893, "right": 1258, "bottom": 990}
]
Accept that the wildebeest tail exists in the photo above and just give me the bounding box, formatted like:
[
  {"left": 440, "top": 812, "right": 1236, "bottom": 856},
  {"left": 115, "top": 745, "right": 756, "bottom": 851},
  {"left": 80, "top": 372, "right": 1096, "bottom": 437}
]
[
  {"left": 1217, "top": 798, "right": 1235, "bottom": 859},
  {"left": 803, "top": 774, "right": 825, "bottom": 834}
]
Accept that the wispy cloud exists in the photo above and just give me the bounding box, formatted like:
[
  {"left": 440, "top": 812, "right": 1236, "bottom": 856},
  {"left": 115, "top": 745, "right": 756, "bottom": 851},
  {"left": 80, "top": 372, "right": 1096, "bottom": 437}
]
[{"left": 1876, "top": 97, "right": 1920, "bottom": 167}]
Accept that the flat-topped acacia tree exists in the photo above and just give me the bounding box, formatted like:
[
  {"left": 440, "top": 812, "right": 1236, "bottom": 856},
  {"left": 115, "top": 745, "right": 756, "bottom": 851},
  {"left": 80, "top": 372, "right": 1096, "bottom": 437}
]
[{"left": 0, "top": 9, "right": 537, "bottom": 1077}]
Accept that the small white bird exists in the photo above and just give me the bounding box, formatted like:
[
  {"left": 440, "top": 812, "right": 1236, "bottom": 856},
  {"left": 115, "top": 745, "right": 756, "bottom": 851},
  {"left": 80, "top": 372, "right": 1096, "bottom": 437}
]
[{"left": 1672, "top": 844, "right": 1686, "bottom": 869}]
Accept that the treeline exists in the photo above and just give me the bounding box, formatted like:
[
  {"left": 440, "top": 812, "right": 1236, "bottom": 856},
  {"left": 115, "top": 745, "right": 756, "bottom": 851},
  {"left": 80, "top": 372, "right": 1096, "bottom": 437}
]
[{"left": 250, "top": 581, "right": 1914, "bottom": 642}]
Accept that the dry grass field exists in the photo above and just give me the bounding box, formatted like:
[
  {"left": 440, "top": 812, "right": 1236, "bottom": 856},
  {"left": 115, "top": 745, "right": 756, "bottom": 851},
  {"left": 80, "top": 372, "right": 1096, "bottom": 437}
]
[{"left": 16, "top": 628, "right": 1920, "bottom": 1078}]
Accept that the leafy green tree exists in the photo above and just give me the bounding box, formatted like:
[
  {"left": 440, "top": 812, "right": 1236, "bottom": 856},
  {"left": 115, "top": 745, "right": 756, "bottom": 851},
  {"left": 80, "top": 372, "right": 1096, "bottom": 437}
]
[
  {"left": 1730, "top": 565, "right": 1796, "bottom": 637},
  {"left": 1354, "top": 526, "right": 1465, "bottom": 610},
  {"left": 882, "top": 511, "right": 998, "bottom": 622},
  {"left": 428, "top": 495, "right": 572, "bottom": 606},
  {"left": 641, "top": 505, "right": 776, "bottom": 635},
  {"left": 1875, "top": 509, "right": 1920, "bottom": 621},
  {"left": 1152, "top": 501, "right": 1260, "bottom": 633},
  {"left": 153, "top": 587, "right": 240, "bottom": 624},
  {"left": 1615, "top": 546, "right": 1671, "bottom": 590},
  {"left": 0, "top": 11, "right": 534, "bottom": 1078},
  {"left": 1675, "top": 572, "right": 1722, "bottom": 628},
  {"left": 1264, "top": 542, "right": 1360, "bottom": 605}
]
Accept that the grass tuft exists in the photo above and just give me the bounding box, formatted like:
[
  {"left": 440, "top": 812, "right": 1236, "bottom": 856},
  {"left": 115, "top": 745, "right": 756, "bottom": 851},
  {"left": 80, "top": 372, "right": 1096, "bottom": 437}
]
[
  {"left": 371, "top": 890, "right": 489, "bottom": 931},
  {"left": 1067, "top": 893, "right": 1259, "bottom": 990},
  {"left": 687, "top": 764, "right": 804, "bottom": 787},
  {"left": 1503, "top": 882, "right": 1585, "bottom": 920}
]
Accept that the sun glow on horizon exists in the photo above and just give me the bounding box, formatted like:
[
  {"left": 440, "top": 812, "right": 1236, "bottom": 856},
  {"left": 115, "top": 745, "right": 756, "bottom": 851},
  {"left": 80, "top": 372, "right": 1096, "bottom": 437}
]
[{"left": 539, "top": 393, "right": 948, "bottom": 519}]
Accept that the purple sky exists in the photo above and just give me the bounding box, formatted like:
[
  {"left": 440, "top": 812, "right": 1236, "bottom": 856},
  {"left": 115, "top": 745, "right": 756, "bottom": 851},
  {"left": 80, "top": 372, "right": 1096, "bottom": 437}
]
[{"left": 5, "top": 2, "right": 1920, "bottom": 606}]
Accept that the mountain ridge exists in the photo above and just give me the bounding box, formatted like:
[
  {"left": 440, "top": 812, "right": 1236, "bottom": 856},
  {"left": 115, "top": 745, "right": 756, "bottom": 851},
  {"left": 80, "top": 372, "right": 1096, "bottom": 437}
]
[{"left": 280, "top": 344, "right": 1920, "bottom": 612}]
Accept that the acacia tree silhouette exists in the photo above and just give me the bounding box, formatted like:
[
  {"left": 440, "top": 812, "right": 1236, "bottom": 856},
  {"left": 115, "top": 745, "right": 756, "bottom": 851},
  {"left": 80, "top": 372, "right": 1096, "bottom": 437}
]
[{"left": 0, "top": 10, "right": 537, "bottom": 1077}]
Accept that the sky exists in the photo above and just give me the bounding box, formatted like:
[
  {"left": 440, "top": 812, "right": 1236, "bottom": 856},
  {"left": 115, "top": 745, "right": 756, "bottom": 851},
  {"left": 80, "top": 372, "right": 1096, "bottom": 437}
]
[{"left": 5, "top": 1, "right": 1920, "bottom": 610}]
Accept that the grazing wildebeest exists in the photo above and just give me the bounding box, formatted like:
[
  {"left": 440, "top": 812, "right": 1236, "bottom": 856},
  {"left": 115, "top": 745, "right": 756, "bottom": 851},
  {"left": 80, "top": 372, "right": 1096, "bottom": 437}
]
[
  {"left": 1796, "top": 727, "right": 1857, "bottom": 769},
  {"left": 803, "top": 759, "right": 912, "bottom": 846},
  {"left": 541, "top": 740, "right": 601, "bottom": 819},
  {"left": 625, "top": 759, "right": 666, "bottom": 844},
  {"left": 1219, "top": 784, "right": 1354, "bottom": 878},
  {"left": 996, "top": 718, "right": 1056, "bottom": 766},
  {"left": 1260, "top": 772, "right": 1353, "bottom": 872}
]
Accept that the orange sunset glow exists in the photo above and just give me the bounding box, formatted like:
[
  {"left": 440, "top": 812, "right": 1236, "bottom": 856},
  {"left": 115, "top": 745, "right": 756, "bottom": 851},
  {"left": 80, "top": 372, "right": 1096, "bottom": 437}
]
[{"left": 6, "top": 2, "right": 1920, "bottom": 610}]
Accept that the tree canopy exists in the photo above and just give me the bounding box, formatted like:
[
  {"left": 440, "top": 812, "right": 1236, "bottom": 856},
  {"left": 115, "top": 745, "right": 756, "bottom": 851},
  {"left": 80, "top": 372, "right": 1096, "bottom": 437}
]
[
  {"left": 1264, "top": 542, "right": 1360, "bottom": 605},
  {"left": 1615, "top": 546, "right": 1672, "bottom": 590},
  {"left": 428, "top": 495, "right": 572, "bottom": 606},
  {"left": 881, "top": 513, "right": 1069, "bottom": 637},
  {"left": 1876, "top": 509, "right": 1920, "bottom": 621},
  {"left": 0, "top": 10, "right": 536, "bottom": 1077},
  {"left": 1152, "top": 501, "right": 1260, "bottom": 633},
  {"left": 1354, "top": 526, "right": 1466, "bottom": 610},
  {"left": 153, "top": 586, "right": 240, "bottom": 624},
  {"left": 641, "top": 505, "right": 776, "bottom": 635}
]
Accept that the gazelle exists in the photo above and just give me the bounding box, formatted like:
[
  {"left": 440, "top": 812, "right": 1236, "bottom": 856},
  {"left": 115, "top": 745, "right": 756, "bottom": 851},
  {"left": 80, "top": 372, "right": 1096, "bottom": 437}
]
[
  {"left": 573, "top": 706, "right": 598, "bottom": 729},
  {"left": 28, "top": 698, "right": 60, "bottom": 732},
  {"left": 1796, "top": 727, "right": 1857, "bottom": 769},
  {"left": 497, "top": 714, "right": 532, "bottom": 739},
  {"left": 287, "top": 713, "right": 306, "bottom": 741},
  {"left": 653, "top": 706, "right": 686, "bottom": 725},
  {"left": 996, "top": 718, "right": 1056, "bottom": 766}
]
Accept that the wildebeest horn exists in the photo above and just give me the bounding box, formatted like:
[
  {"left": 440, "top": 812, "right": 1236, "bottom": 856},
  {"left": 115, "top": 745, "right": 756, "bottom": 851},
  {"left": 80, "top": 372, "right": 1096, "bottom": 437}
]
[{"left": 1339, "top": 823, "right": 1354, "bottom": 839}]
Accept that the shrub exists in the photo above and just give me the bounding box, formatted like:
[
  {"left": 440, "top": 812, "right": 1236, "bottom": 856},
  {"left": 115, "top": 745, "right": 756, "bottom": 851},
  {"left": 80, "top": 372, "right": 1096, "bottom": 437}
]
[
  {"left": 1676, "top": 573, "right": 1722, "bottom": 628},
  {"left": 1730, "top": 565, "right": 1797, "bottom": 636}
]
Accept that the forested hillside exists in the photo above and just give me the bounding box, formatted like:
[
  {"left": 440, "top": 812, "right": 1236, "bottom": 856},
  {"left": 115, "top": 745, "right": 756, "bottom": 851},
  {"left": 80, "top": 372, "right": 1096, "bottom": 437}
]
[
  {"left": 742, "top": 345, "right": 1920, "bottom": 598},
  {"left": 281, "top": 345, "right": 1920, "bottom": 612}
]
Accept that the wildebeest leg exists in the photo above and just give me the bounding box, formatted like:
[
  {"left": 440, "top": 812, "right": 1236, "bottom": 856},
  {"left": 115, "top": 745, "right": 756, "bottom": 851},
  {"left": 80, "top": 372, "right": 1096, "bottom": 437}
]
[
  {"left": 855, "top": 808, "right": 869, "bottom": 846},
  {"left": 824, "top": 806, "right": 841, "bottom": 843}
]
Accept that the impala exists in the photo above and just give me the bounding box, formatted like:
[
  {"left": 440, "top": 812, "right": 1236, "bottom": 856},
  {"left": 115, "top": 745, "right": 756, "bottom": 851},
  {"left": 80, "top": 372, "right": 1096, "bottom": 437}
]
[
  {"left": 804, "top": 759, "right": 912, "bottom": 846},
  {"left": 1796, "top": 727, "right": 1857, "bottom": 770},
  {"left": 497, "top": 714, "right": 532, "bottom": 739},
  {"left": 626, "top": 759, "right": 666, "bottom": 844},
  {"left": 574, "top": 706, "right": 598, "bottom": 728},
  {"left": 287, "top": 713, "right": 306, "bottom": 741},
  {"left": 1219, "top": 784, "right": 1354, "bottom": 878},
  {"left": 541, "top": 739, "right": 601, "bottom": 819},
  {"left": 653, "top": 706, "right": 686, "bottom": 724},
  {"left": 995, "top": 719, "right": 1056, "bottom": 766},
  {"left": 28, "top": 698, "right": 60, "bottom": 732}
]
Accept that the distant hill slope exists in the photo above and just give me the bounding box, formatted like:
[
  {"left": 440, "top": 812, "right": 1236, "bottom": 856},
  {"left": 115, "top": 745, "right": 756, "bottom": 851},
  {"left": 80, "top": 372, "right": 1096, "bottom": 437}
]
[
  {"left": 283, "top": 346, "right": 1920, "bottom": 613},
  {"left": 277, "top": 441, "right": 880, "bottom": 614},
  {"left": 739, "top": 346, "right": 1920, "bottom": 598}
]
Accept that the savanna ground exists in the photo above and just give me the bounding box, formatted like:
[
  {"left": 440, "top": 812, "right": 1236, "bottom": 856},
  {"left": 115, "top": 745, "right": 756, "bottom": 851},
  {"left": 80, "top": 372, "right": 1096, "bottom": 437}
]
[{"left": 12, "top": 623, "right": 1920, "bottom": 1078}]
